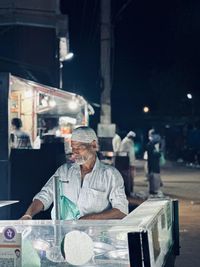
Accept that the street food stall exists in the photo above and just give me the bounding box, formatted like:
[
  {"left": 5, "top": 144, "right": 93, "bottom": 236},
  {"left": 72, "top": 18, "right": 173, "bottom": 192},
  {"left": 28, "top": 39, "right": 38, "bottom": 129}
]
[
  {"left": 9, "top": 74, "right": 94, "bottom": 146},
  {"left": 0, "top": 72, "right": 94, "bottom": 219},
  {"left": 0, "top": 199, "right": 179, "bottom": 267}
]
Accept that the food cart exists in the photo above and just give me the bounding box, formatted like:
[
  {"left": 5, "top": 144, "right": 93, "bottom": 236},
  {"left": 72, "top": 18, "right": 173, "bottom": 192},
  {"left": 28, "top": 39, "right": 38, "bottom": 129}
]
[
  {"left": 0, "top": 198, "right": 180, "bottom": 266},
  {"left": 0, "top": 72, "right": 94, "bottom": 219}
]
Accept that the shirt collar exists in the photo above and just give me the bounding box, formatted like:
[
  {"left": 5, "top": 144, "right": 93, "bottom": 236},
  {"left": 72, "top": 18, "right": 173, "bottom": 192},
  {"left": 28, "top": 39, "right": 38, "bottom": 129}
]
[{"left": 92, "top": 156, "right": 100, "bottom": 172}]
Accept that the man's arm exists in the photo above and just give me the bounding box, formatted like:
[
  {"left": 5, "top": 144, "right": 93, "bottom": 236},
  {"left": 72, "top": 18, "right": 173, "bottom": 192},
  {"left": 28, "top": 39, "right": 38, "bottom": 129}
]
[
  {"left": 80, "top": 208, "right": 126, "bottom": 220},
  {"left": 20, "top": 199, "right": 44, "bottom": 220}
]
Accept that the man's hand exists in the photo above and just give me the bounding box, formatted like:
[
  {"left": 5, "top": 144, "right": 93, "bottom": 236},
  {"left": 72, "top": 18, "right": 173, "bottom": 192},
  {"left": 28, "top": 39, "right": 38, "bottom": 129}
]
[
  {"left": 19, "top": 199, "right": 44, "bottom": 220},
  {"left": 20, "top": 214, "right": 32, "bottom": 220}
]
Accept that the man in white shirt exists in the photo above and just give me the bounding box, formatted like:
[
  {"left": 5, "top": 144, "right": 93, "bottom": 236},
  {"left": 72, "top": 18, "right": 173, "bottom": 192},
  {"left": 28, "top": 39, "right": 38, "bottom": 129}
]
[
  {"left": 112, "top": 133, "right": 122, "bottom": 153},
  {"left": 21, "top": 126, "right": 128, "bottom": 220}
]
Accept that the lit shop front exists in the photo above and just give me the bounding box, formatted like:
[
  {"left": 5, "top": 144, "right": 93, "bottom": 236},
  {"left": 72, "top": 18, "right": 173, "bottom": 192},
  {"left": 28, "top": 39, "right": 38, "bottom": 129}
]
[{"left": 9, "top": 74, "right": 94, "bottom": 147}]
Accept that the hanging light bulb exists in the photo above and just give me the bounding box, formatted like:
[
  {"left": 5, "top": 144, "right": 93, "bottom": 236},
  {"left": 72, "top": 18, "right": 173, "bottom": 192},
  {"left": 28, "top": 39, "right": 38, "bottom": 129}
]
[
  {"left": 49, "top": 99, "right": 56, "bottom": 107},
  {"left": 69, "top": 100, "right": 78, "bottom": 110}
]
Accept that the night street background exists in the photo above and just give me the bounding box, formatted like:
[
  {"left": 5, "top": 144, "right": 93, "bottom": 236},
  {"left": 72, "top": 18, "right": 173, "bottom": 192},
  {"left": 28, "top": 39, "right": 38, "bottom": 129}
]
[
  {"left": 133, "top": 160, "right": 200, "bottom": 267},
  {"left": 0, "top": 2, "right": 199, "bottom": 265},
  {"left": 0, "top": 0, "right": 200, "bottom": 160},
  {"left": 61, "top": 0, "right": 200, "bottom": 132}
]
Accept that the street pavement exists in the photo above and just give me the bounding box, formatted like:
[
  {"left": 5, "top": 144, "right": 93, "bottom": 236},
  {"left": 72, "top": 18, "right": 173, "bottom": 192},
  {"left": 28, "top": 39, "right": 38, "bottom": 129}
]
[{"left": 132, "top": 160, "right": 200, "bottom": 267}]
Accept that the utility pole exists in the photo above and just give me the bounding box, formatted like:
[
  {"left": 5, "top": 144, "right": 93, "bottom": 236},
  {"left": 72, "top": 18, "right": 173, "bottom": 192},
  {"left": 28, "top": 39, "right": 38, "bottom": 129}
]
[
  {"left": 98, "top": 0, "right": 116, "bottom": 146},
  {"left": 100, "top": 0, "right": 111, "bottom": 124}
]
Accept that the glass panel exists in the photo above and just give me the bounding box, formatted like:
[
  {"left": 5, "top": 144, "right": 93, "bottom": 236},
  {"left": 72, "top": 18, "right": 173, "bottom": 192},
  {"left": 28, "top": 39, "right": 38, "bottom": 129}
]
[{"left": 0, "top": 199, "right": 175, "bottom": 267}]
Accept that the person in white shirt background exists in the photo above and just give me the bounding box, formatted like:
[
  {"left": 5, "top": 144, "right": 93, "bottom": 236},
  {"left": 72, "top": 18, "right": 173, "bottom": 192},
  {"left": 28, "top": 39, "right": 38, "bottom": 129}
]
[
  {"left": 120, "top": 131, "right": 136, "bottom": 193},
  {"left": 112, "top": 133, "right": 121, "bottom": 153},
  {"left": 112, "top": 126, "right": 122, "bottom": 155},
  {"left": 20, "top": 126, "right": 128, "bottom": 220}
]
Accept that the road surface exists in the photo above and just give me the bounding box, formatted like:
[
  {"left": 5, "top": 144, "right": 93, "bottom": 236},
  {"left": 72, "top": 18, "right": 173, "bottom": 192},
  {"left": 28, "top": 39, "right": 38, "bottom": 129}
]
[{"left": 134, "top": 160, "right": 200, "bottom": 267}]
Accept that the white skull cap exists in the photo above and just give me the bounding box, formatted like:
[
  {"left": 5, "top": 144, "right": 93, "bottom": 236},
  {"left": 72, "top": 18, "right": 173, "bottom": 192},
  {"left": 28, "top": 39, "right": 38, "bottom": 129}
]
[
  {"left": 127, "top": 131, "right": 136, "bottom": 138},
  {"left": 71, "top": 126, "right": 98, "bottom": 143}
]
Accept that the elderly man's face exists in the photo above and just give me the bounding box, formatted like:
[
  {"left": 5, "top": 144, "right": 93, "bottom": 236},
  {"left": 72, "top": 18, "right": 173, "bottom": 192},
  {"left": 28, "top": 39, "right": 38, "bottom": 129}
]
[{"left": 71, "top": 141, "right": 96, "bottom": 165}]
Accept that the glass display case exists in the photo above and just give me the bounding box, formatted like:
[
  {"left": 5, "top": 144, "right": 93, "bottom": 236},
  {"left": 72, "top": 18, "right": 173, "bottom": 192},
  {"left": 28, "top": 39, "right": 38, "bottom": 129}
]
[{"left": 0, "top": 199, "right": 179, "bottom": 267}]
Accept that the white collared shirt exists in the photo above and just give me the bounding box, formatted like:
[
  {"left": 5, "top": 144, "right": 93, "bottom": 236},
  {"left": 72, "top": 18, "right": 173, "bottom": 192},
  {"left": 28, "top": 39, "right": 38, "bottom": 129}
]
[
  {"left": 33, "top": 157, "right": 128, "bottom": 218},
  {"left": 120, "top": 137, "right": 135, "bottom": 166}
]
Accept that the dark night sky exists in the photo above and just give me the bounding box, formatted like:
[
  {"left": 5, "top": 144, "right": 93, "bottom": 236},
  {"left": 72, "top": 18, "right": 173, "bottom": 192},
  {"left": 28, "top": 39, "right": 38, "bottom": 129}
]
[{"left": 62, "top": 0, "right": 200, "bottom": 131}]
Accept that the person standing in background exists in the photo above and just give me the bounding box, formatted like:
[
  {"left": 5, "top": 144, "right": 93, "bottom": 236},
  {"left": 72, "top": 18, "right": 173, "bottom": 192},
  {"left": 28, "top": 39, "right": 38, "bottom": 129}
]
[
  {"left": 143, "top": 128, "right": 155, "bottom": 179},
  {"left": 146, "top": 132, "right": 164, "bottom": 197},
  {"left": 120, "top": 131, "right": 136, "bottom": 193},
  {"left": 112, "top": 133, "right": 121, "bottom": 154},
  {"left": 10, "top": 118, "right": 32, "bottom": 149}
]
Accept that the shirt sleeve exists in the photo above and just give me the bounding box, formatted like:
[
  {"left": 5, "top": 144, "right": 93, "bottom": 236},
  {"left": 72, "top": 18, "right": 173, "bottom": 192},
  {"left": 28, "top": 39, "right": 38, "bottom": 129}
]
[
  {"left": 33, "top": 164, "right": 67, "bottom": 211},
  {"left": 108, "top": 167, "right": 129, "bottom": 215},
  {"left": 33, "top": 176, "right": 54, "bottom": 211}
]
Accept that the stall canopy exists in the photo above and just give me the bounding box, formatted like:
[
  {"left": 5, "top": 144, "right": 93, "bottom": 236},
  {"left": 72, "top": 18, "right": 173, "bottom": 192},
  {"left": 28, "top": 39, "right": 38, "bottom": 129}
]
[{"left": 10, "top": 74, "right": 94, "bottom": 140}]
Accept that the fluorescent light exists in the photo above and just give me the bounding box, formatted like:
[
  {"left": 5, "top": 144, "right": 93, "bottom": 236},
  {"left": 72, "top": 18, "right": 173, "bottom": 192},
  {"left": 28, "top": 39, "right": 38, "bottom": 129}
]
[
  {"left": 69, "top": 100, "right": 78, "bottom": 110},
  {"left": 64, "top": 52, "right": 74, "bottom": 60}
]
